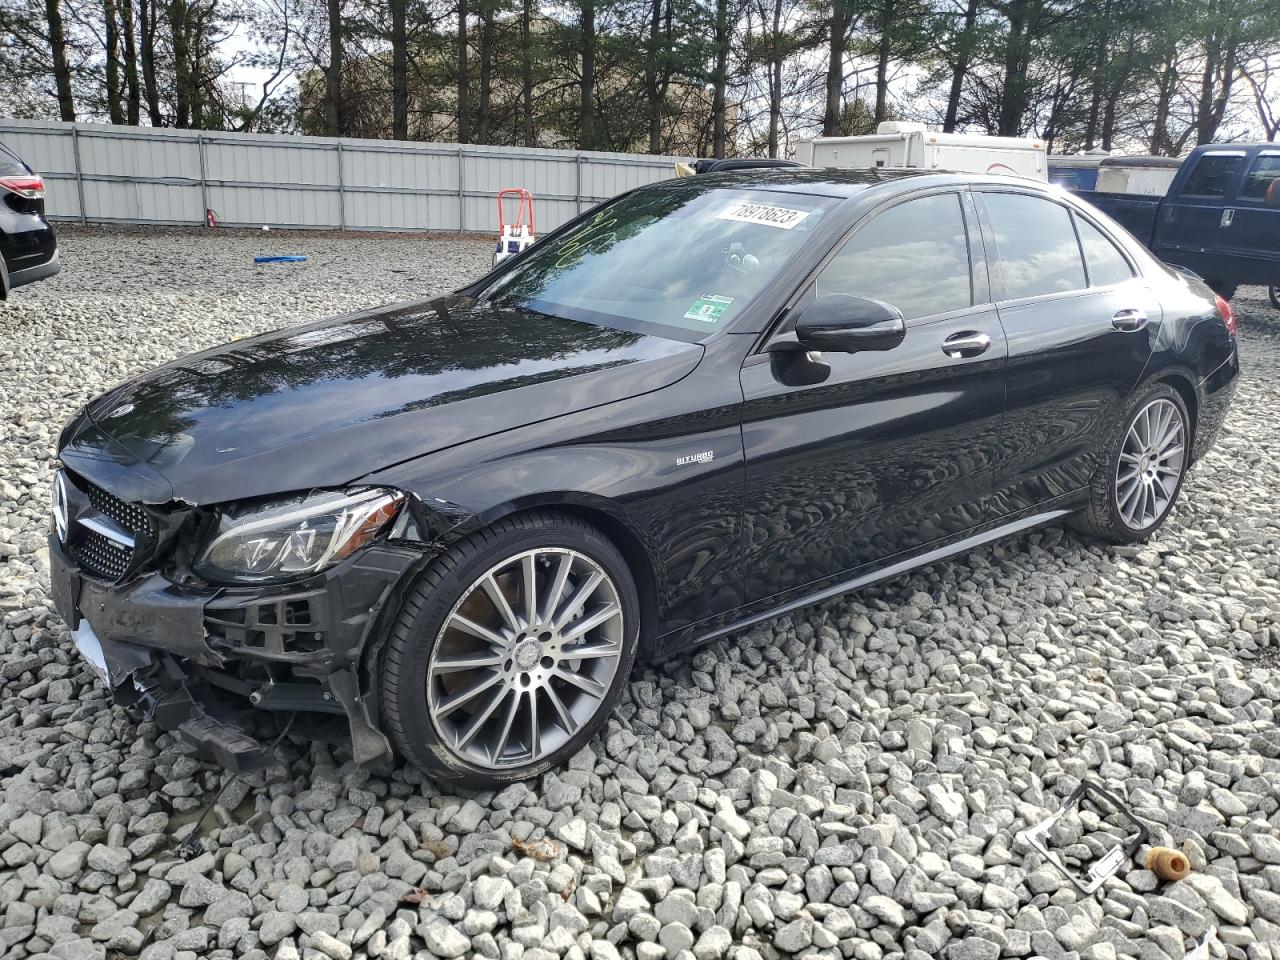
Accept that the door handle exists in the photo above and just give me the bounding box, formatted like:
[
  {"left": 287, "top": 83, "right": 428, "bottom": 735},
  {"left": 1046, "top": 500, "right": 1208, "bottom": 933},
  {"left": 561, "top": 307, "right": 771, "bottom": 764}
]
[
  {"left": 1220, "top": 208, "right": 1235, "bottom": 228},
  {"left": 942, "top": 331, "right": 992, "bottom": 358},
  {"left": 1112, "top": 308, "right": 1148, "bottom": 332}
]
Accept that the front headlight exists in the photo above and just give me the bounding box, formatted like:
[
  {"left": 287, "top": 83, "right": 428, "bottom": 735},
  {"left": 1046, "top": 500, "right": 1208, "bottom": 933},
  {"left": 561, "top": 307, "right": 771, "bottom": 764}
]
[{"left": 195, "top": 488, "right": 405, "bottom": 583}]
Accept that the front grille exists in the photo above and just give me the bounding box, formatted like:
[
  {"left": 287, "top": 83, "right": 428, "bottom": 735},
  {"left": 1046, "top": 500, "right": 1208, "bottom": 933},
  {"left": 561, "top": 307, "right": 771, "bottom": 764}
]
[
  {"left": 75, "top": 529, "right": 132, "bottom": 579},
  {"left": 83, "top": 481, "right": 153, "bottom": 538},
  {"left": 67, "top": 475, "right": 157, "bottom": 580}
]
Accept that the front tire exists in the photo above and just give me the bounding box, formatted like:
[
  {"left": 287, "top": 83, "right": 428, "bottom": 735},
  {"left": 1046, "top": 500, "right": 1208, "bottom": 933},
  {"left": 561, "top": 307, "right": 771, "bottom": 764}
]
[
  {"left": 1073, "top": 383, "right": 1191, "bottom": 544},
  {"left": 380, "top": 511, "right": 640, "bottom": 787}
]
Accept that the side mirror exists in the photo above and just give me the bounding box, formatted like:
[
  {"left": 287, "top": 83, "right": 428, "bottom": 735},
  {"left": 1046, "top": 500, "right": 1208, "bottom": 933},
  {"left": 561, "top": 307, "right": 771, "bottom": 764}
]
[{"left": 770, "top": 295, "right": 906, "bottom": 354}]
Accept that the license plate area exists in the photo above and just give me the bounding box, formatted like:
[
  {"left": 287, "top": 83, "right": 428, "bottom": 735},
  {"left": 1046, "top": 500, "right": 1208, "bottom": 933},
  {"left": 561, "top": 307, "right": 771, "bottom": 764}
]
[{"left": 1020, "top": 780, "right": 1149, "bottom": 895}]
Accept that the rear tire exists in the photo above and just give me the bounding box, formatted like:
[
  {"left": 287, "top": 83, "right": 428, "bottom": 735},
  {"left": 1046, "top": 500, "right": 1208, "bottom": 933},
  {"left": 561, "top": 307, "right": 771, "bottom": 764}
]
[
  {"left": 1268, "top": 284, "right": 1280, "bottom": 310},
  {"left": 380, "top": 511, "right": 640, "bottom": 788},
  {"left": 1072, "top": 382, "right": 1191, "bottom": 545}
]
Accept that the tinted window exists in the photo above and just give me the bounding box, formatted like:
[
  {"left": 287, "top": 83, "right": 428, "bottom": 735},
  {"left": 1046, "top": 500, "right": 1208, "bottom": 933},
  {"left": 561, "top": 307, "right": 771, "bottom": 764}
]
[
  {"left": 1240, "top": 154, "right": 1280, "bottom": 200},
  {"left": 1075, "top": 216, "right": 1134, "bottom": 287},
  {"left": 982, "top": 193, "right": 1086, "bottom": 300},
  {"left": 1182, "top": 154, "right": 1243, "bottom": 198},
  {"left": 480, "top": 186, "right": 836, "bottom": 340},
  {"left": 814, "top": 193, "right": 971, "bottom": 320}
]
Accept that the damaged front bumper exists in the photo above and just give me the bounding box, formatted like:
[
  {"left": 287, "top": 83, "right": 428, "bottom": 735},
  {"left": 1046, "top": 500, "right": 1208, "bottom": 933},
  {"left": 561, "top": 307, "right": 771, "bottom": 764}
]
[{"left": 49, "top": 533, "right": 428, "bottom": 773}]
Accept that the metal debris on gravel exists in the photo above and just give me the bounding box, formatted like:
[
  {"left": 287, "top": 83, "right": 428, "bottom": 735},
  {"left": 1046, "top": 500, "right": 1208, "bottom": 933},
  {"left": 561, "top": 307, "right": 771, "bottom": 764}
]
[{"left": 1, "top": 225, "right": 1279, "bottom": 960}]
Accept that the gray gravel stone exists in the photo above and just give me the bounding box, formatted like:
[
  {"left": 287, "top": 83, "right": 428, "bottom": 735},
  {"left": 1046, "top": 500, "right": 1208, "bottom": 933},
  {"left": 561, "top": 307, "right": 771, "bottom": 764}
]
[{"left": 257, "top": 912, "right": 297, "bottom": 946}]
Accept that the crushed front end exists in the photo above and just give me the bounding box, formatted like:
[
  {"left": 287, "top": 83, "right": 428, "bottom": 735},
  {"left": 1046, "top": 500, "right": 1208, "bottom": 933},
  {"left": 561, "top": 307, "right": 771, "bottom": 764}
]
[{"left": 48, "top": 463, "right": 435, "bottom": 773}]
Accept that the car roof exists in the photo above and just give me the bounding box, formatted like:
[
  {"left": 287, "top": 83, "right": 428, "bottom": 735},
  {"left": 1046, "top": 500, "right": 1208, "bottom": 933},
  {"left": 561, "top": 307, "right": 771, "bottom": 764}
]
[
  {"left": 693, "top": 157, "right": 805, "bottom": 174},
  {"left": 675, "top": 165, "right": 1055, "bottom": 199}
]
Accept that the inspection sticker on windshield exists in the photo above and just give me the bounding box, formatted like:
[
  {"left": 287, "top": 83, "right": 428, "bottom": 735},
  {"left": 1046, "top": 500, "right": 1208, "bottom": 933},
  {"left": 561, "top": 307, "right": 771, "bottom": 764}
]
[
  {"left": 684, "top": 294, "right": 734, "bottom": 323},
  {"left": 717, "top": 201, "right": 809, "bottom": 230}
]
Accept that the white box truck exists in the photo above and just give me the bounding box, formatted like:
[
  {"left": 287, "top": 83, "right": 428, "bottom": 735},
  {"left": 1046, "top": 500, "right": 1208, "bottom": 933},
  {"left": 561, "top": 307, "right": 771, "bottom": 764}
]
[{"left": 795, "top": 122, "right": 1047, "bottom": 182}]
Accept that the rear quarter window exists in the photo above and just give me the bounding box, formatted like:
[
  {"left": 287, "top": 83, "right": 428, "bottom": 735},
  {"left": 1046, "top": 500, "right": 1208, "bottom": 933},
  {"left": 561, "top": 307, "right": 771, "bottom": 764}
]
[{"left": 1075, "top": 216, "right": 1135, "bottom": 287}]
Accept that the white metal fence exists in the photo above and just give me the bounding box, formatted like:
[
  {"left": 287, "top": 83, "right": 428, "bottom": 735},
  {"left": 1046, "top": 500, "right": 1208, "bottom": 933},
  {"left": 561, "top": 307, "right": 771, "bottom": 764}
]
[{"left": 0, "top": 119, "right": 689, "bottom": 233}]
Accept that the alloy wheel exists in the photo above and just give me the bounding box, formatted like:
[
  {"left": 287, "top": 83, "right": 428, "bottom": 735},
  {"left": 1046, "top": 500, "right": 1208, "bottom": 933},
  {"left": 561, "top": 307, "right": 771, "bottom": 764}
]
[
  {"left": 425, "top": 548, "right": 624, "bottom": 769},
  {"left": 1115, "top": 397, "right": 1186, "bottom": 530}
]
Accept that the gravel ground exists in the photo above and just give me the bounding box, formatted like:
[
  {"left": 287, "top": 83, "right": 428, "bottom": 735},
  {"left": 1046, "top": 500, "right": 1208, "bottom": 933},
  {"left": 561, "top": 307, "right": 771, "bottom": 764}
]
[{"left": 2, "top": 225, "right": 1279, "bottom": 960}]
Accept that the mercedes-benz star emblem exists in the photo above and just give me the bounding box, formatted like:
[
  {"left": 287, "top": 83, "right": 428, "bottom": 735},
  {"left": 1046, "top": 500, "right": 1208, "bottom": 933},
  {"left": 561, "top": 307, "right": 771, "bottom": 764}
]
[{"left": 52, "top": 471, "right": 68, "bottom": 544}]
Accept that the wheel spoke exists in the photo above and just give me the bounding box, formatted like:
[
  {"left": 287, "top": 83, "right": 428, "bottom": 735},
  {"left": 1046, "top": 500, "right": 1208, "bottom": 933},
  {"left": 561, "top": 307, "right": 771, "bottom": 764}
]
[
  {"left": 527, "top": 689, "right": 540, "bottom": 760},
  {"left": 521, "top": 554, "right": 538, "bottom": 627},
  {"left": 491, "top": 689, "right": 521, "bottom": 764},
  {"left": 432, "top": 652, "right": 504, "bottom": 674},
  {"left": 559, "top": 641, "right": 623, "bottom": 661},
  {"left": 482, "top": 574, "right": 521, "bottom": 633},
  {"left": 1118, "top": 478, "right": 1142, "bottom": 509},
  {"left": 541, "top": 554, "right": 572, "bottom": 623},
  {"left": 545, "top": 683, "right": 579, "bottom": 737},
  {"left": 456, "top": 686, "right": 508, "bottom": 749},
  {"left": 561, "top": 603, "right": 621, "bottom": 644},
  {"left": 1155, "top": 444, "right": 1184, "bottom": 463},
  {"left": 1152, "top": 404, "right": 1171, "bottom": 447},
  {"left": 448, "top": 614, "right": 506, "bottom": 648},
  {"left": 1119, "top": 483, "right": 1141, "bottom": 525},
  {"left": 554, "top": 667, "right": 607, "bottom": 699},
  {"left": 1152, "top": 473, "right": 1172, "bottom": 501},
  {"left": 554, "top": 570, "right": 604, "bottom": 631},
  {"left": 434, "top": 670, "right": 504, "bottom": 718}
]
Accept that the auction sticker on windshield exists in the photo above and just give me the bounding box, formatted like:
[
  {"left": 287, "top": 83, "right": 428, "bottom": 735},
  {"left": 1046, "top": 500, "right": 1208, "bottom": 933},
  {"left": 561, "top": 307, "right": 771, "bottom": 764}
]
[
  {"left": 717, "top": 201, "right": 810, "bottom": 230},
  {"left": 684, "top": 294, "right": 734, "bottom": 323}
]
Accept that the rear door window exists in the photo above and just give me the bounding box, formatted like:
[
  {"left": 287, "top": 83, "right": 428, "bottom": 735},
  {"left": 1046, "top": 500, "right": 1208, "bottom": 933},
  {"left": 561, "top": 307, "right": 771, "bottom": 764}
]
[
  {"left": 1075, "top": 216, "right": 1135, "bottom": 287},
  {"left": 981, "top": 192, "right": 1086, "bottom": 300},
  {"left": 1240, "top": 153, "right": 1280, "bottom": 201},
  {"left": 1181, "top": 153, "right": 1244, "bottom": 198},
  {"left": 814, "top": 192, "right": 972, "bottom": 320}
]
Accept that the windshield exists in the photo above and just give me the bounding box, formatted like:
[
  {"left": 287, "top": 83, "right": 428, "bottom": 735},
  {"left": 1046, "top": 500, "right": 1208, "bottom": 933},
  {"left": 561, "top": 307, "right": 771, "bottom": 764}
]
[{"left": 478, "top": 185, "right": 837, "bottom": 339}]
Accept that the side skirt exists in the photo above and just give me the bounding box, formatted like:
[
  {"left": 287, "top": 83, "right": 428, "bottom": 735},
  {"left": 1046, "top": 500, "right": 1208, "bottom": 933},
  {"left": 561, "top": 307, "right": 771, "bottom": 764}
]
[{"left": 654, "top": 505, "right": 1075, "bottom": 660}]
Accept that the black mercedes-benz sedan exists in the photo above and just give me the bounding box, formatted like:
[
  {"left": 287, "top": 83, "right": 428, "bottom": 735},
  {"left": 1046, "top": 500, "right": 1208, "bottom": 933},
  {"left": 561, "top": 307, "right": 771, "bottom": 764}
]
[
  {"left": 50, "top": 169, "right": 1239, "bottom": 786},
  {"left": 1, "top": 139, "right": 59, "bottom": 298}
]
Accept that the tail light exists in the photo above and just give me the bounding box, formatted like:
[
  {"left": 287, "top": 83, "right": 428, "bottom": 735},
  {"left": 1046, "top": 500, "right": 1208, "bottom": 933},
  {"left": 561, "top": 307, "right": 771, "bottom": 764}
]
[
  {"left": 1214, "top": 293, "right": 1237, "bottom": 338},
  {"left": 0, "top": 175, "right": 45, "bottom": 200}
]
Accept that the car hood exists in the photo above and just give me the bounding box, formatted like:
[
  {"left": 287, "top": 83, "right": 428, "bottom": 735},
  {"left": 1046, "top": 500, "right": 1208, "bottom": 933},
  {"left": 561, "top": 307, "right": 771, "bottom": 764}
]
[{"left": 60, "top": 295, "right": 702, "bottom": 505}]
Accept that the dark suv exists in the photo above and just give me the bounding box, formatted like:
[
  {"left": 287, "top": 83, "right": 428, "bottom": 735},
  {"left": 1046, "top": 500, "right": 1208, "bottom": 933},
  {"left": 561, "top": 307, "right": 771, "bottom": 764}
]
[{"left": 1, "top": 139, "right": 60, "bottom": 298}]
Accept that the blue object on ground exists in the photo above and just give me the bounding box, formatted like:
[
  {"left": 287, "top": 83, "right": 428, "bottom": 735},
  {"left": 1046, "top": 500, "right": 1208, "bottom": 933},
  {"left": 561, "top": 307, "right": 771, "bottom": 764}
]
[{"left": 254, "top": 255, "right": 308, "bottom": 264}]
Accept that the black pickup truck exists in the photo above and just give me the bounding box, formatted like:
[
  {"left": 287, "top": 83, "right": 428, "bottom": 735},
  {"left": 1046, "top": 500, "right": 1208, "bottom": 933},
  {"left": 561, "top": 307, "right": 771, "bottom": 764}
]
[{"left": 1077, "top": 143, "right": 1280, "bottom": 302}]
